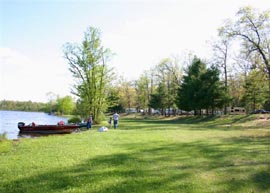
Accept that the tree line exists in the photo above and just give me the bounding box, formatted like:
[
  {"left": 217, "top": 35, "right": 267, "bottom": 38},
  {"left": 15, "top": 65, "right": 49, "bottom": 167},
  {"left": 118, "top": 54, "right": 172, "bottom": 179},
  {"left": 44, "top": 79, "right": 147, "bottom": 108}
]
[
  {"left": 63, "top": 6, "right": 269, "bottom": 122},
  {"left": 0, "top": 95, "right": 75, "bottom": 115}
]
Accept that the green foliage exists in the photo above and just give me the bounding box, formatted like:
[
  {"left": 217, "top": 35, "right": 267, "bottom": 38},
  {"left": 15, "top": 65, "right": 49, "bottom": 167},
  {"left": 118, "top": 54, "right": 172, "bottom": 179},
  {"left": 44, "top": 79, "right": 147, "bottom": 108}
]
[
  {"left": 149, "top": 92, "right": 162, "bottom": 110},
  {"left": 0, "top": 96, "right": 75, "bottom": 115},
  {"left": 135, "top": 73, "right": 151, "bottom": 111},
  {"left": 63, "top": 27, "right": 112, "bottom": 122},
  {"left": 0, "top": 100, "right": 47, "bottom": 112},
  {"left": 55, "top": 96, "right": 75, "bottom": 115},
  {"left": 117, "top": 78, "right": 136, "bottom": 110},
  {"left": 67, "top": 116, "right": 81, "bottom": 124},
  {"left": 73, "top": 98, "right": 90, "bottom": 119},
  {"left": 149, "top": 83, "right": 166, "bottom": 111},
  {"left": 177, "top": 57, "right": 206, "bottom": 112},
  {"left": 177, "top": 57, "right": 228, "bottom": 114},
  {"left": 95, "top": 111, "right": 106, "bottom": 124},
  {"left": 149, "top": 58, "right": 182, "bottom": 115},
  {"left": 242, "top": 69, "right": 268, "bottom": 111},
  {"left": 106, "top": 87, "right": 124, "bottom": 113}
]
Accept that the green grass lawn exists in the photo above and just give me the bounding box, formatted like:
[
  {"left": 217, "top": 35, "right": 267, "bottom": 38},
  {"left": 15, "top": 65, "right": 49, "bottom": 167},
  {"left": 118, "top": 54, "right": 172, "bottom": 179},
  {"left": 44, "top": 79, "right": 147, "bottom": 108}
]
[{"left": 0, "top": 114, "right": 269, "bottom": 193}]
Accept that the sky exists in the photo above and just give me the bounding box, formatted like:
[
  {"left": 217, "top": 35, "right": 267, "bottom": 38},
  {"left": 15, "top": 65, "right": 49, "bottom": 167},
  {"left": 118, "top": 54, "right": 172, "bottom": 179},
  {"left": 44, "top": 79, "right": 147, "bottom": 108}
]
[{"left": 1, "top": 0, "right": 270, "bottom": 102}]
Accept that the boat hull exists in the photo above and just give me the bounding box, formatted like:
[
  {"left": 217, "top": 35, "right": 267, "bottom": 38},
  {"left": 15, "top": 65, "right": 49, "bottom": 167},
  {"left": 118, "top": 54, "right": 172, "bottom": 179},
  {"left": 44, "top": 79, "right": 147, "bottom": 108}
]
[{"left": 18, "top": 124, "right": 80, "bottom": 134}]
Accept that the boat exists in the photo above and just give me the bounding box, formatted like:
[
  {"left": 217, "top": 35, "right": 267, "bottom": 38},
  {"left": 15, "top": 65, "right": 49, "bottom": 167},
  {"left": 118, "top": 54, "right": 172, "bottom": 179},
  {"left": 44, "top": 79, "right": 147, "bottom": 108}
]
[{"left": 17, "top": 121, "right": 80, "bottom": 134}]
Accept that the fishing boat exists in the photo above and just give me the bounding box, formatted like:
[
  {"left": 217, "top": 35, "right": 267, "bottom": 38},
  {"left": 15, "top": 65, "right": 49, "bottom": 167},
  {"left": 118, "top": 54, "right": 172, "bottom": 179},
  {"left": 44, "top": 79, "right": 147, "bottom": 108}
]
[{"left": 17, "top": 121, "right": 80, "bottom": 134}]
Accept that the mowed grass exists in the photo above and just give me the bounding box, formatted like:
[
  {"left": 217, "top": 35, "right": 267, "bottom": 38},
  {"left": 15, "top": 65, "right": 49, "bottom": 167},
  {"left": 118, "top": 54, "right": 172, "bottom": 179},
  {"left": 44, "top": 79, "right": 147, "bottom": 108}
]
[{"left": 0, "top": 114, "right": 269, "bottom": 193}]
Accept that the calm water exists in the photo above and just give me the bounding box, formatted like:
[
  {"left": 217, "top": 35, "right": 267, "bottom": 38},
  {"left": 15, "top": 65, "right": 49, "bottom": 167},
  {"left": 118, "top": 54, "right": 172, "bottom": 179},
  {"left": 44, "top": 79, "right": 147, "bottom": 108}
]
[{"left": 0, "top": 110, "right": 68, "bottom": 139}]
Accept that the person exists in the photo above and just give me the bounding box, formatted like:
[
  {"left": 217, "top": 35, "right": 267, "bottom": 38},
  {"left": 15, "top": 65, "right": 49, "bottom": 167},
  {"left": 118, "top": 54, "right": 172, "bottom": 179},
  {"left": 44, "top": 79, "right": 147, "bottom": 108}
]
[
  {"left": 113, "top": 112, "right": 119, "bottom": 129},
  {"left": 86, "top": 115, "right": 92, "bottom": 129},
  {"left": 58, "top": 121, "right": 65, "bottom": 126},
  {"left": 108, "top": 117, "right": 112, "bottom": 128},
  {"left": 108, "top": 117, "right": 112, "bottom": 129}
]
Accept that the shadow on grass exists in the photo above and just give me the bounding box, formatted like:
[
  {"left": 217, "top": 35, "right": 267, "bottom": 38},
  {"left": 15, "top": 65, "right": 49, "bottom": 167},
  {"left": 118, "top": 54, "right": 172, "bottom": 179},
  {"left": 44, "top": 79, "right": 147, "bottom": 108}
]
[
  {"left": 1, "top": 135, "right": 269, "bottom": 193},
  {"left": 119, "top": 115, "right": 259, "bottom": 131}
]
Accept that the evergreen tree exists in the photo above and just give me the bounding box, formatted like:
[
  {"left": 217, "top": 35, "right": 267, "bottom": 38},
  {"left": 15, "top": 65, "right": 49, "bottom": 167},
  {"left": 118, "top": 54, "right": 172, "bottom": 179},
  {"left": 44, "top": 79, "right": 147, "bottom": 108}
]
[
  {"left": 177, "top": 58, "right": 205, "bottom": 114},
  {"left": 177, "top": 57, "right": 227, "bottom": 115}
]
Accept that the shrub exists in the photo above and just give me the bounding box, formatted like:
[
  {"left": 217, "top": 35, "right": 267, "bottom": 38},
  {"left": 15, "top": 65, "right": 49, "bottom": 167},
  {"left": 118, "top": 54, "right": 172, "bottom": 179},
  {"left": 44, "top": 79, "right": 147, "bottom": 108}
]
[{"left": 68, "top": 116, "right": 82, "bottom": 124}]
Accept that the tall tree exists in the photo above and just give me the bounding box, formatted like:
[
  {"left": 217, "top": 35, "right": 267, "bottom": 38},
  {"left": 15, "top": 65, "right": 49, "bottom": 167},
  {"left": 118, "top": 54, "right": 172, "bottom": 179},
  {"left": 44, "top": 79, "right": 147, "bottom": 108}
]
[
  {"left": 178, "top": 57, "right": 206, "bottom": 114},
  {"left": 63, "top": 27, "right": 112, "bottom": 123},
  {"left": 135, "top": 73, "right": 151, "bottom": 113},
  {"left": 177, "top": 57, "right": 227, "bottom": 115},
  {"left": 117, "top": 77, "right": 136, "bottom": 112},
  {"left": 243, "top": 69, "right": 267, "bottom": 111},
  {"left": 220, "top": 6, "right": 270, "bottom": 108},
  {"left": 154, "top": 57, "right": 182, "bottom": 116},
  {"left": 211, "top": 38, "right": 231, "bottom": 114},
  {"left": 234, "top": 47, "right": 267, "bottom": 111}
]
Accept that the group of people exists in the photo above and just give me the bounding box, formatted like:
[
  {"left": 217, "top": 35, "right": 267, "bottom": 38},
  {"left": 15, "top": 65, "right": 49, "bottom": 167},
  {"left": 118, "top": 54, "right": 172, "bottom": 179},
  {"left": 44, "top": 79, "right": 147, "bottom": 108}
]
[{"left": 86, "top": 112, "right": 120, "bottom": 130}]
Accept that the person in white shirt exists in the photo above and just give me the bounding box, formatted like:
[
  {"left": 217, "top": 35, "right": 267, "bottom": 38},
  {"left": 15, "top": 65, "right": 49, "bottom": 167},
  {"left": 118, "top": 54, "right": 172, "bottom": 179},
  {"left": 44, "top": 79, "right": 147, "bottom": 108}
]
[{"left": 113, "top": 112, "right": 119, "bottom": 129}]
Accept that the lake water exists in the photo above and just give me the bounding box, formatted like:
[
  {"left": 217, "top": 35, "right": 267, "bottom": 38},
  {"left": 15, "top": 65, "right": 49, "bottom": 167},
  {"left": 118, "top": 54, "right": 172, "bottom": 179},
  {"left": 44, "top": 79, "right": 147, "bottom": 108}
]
[{"left": 0, "top": 110, "right": 68, "bottom": 139}]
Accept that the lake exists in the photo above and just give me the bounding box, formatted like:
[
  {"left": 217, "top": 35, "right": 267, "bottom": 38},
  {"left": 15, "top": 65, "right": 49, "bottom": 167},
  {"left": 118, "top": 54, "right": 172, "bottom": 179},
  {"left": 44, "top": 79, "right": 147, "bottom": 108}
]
[{"left": 0, "top": 110, "right": 68, "bottom": 139}]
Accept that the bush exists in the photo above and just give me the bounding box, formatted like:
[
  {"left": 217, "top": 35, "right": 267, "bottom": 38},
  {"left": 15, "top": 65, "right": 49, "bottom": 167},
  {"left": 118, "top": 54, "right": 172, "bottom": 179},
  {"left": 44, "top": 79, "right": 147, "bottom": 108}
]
[{"left": 68, "top": 116, "right": 82, "bottom": 124}]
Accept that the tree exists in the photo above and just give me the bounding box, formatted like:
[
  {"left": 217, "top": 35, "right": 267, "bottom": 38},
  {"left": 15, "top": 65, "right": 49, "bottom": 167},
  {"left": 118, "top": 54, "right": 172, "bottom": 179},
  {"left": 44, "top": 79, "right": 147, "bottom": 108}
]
[
  {"left": 177, "top": 57, "right": 227, "bottom": 115},
  {"left": 153, "top": 57, "right": 182, "bottom": 116},
  {"left": 123, "top": 80, "right": 136, "bottom": 112},
  {"left": 149, "top": 92, "right": 163, "bottom": 112},
  {"left": 55, "top": 96, "right": 75, "bottom": 115},
  {"left": 211, "top": 38, "right": 231, "bottom": 114},
  {"left": 135, "top": 73, "right": 151, "bottom": 113},
  {"left": 0, "top": 100, "right": 47, "bottom": 112},
  {"left": 220, "top": 6, "right": 270, "bottom": 108},
  {"left": 233, "top": 47, "right": 268, "bottom": 111},
  {"left": 116, "top": 77, "right": 136, "bottom": 112},
  {"left": 243, "top": 69, "right": 267, "bottom": 111},
  {"left": 63, "top": 27, "right": 112, "bottom": 123},
  {"left": 149, "top": 82, "right": 167, "bottom": 115},
  {"left": 200, "top": 65, "right": 228, "bottom": 114},
  {"left": 177, "top": 57, "right": 206, "bottom": 115},
  {"left": 106, "top": 87, "right": 124, "bottom": 113}
]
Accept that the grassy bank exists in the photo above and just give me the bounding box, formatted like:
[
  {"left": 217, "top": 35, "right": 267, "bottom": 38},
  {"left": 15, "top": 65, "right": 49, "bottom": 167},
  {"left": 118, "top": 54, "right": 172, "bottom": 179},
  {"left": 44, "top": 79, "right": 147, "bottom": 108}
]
[{"left": 0, "top": 114, "right": 269, "bottom": 193}]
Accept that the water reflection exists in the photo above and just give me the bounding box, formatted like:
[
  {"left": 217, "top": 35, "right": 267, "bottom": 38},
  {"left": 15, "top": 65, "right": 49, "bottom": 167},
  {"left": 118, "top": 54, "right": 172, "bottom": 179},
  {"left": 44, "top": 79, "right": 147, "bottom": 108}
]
[{"left": 18, "top": 131, "right": 74, "bottom": 138}]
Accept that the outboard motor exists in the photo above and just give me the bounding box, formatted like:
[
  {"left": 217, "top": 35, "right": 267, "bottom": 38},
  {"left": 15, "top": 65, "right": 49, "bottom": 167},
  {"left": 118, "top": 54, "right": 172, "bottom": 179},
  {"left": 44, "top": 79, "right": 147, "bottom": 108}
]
[{"left": 18, "top": 122, "right": 25, "bottom": 127}]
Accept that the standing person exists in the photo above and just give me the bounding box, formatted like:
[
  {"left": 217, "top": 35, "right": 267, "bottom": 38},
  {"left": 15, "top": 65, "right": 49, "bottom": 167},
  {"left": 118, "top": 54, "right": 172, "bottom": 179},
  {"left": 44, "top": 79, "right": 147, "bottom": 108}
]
[
  {"left": 86, "top": 115, "right": 92, "bottom": 129},
  {"left": 113, "top": 112, "right": 119, "bottom": 129},
  {"left": 108, "top": 117, "right": 112, "bottom": 129}
]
